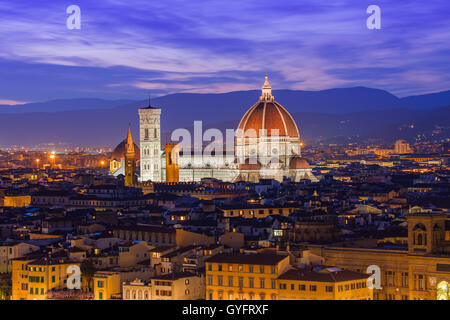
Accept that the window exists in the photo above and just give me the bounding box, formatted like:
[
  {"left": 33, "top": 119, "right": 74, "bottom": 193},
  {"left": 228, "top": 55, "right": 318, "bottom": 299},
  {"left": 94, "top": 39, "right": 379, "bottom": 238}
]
[
  {"left": 338, "top": 285, "right": 343, "bottom": 292},
  {"left": 238, "top": 277, "right": 243, "bottom": 288},
  {"left": 310, "top": 285, "right": 317, "bottom": 292},
  {"left": 271, "top": 267, "right": 276, "bottom": 274},
  {"left": 228, "top": 276, "right": 233, "bottom": 287},
  {"left": 208, "top": 264, "right": 212, "bottom": 271},
  {"left": 271, "top": 294, "right": 277, "bottom": 300},
  {"left": 280, "top": 283, "right": 287, "bottom": 290},
  {"left": 238, "top": 265, "right": 243, "bottom": 272},
  {"left": 208, "top": 276, "right": 212, "bottom": 286},
  {"left": 401, "top": 272, "right": 409, "bottom": 288},
  {"left": 218, "top": 264, "right": 222, "bottom": 271},
  {"left": 228, "top": 265, "right": 233, "bottom": 272},
  {"left": 185, "top": 289, "right": 190, "bottom": 295},
  {"left": 185, "top": 279, "right": 189, "bottom": 285},
  {"left": 260, "top": 266, "right": 265, "bottom": 274},
  {"left": 260, "top": 278, "right": 265, "bottom": 289},
  {"left": 249, "top": 266, "right": 254, "bottom": 273},
  {"left": 299, "top": 284, "right": 306, "bottom": 291},
  {"left": 97, "top": 281, "right": 104, "bottom": 288},
  {"left": 415, "top": 274, "right": 425, "bottom": 290},
  {"left": 218, "top": 276, "right": 223, "bottom": 286},
  {"left": 249, "top": 278, "right": 254, "bottom": 288},
  {"left": 326, "top": 286, "right": 333, "bottom": 292},
  {"left": 290, "top": 284, "right": 295, "bottom": 290},
  {"left": 52, "top": 276, "right": 55, "bottom": 283},
  {"left": 272, "top": 279, "right": 277, "bottom": 289}
]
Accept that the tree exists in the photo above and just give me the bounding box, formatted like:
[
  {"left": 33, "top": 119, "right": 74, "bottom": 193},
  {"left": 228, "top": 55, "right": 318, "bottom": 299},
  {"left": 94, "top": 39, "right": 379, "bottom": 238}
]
[
  {"left": 80, "top": 259, "right": 96, "bottom": 293},
  {"left": 0, "top": 276, "right": 12, "bottom": 300}
]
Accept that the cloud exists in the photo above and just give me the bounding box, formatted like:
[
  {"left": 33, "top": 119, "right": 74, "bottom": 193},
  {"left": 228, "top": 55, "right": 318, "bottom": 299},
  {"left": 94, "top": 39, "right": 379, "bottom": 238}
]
[{"left": 0, "top": 0, "right": 449, "bottom": 101}]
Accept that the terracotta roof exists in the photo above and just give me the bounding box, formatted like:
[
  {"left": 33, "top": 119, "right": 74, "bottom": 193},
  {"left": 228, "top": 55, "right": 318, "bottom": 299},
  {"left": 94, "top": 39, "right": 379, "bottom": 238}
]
[
  {"left": 289, "top": 156, "right": 311, "bottom": 169},
  {"left": 278, "top": 268, "right": 370, "bottom": 282},
  {"left": 206, "top": 253, "right": 288, "bottom": 265}
]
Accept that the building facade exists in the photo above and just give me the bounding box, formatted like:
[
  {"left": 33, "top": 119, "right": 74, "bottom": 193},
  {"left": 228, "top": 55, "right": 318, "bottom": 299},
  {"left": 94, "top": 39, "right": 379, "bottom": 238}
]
[{"left": 139, "top": 100, "right": 162, "bottom": 182}]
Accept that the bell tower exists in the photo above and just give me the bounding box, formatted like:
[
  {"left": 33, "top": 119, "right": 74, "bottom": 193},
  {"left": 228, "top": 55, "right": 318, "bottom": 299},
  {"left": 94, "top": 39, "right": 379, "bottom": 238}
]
[
  {"left": 124, "top": 125, "right": 137, "bottom": 186},
  {"left": 407, "top": 214, "right": 446, "bottom": 254},
  {"left": 139, "top": 98, "right": 162, "bottom": 182}
]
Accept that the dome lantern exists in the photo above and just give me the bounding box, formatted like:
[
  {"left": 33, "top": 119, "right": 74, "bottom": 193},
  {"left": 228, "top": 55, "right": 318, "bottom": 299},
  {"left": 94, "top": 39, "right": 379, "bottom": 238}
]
[{"left": 260, "top": 74, "right": 274, "bottom": 102}]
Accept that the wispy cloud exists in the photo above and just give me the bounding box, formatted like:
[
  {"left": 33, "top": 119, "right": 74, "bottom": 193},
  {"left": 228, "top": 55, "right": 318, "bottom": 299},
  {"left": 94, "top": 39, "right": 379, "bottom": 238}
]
[{"left": 0, "top": 0, "right": 449, "bottom": 101}]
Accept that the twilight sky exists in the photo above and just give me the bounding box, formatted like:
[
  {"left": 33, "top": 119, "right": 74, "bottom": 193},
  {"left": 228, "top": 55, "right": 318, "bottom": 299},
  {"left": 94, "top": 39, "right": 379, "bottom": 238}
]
[{"left": 0, "top": 0, "right": 449, "bottom": 104}]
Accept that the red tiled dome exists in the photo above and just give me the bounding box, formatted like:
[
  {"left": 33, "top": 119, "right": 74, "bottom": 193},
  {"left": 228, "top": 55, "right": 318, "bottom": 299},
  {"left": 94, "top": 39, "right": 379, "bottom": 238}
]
[
  {"left": 237, "top": 101, "right": 300, "bottom": 138},
  {"left": 237, "top": 76, "right": 300, "bottom": 138}
]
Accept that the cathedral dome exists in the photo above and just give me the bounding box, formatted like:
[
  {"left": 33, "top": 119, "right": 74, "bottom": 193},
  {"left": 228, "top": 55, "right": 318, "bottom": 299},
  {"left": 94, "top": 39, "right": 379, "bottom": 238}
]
[
  {"left": 237, "top": 76, "right": 300, "bottom": 138},
  {"left": 289, "top": 156, "right": 310, "bottom": 169},
  {"left": 111, "top": 139, "right": 140, "bottom": 160}
]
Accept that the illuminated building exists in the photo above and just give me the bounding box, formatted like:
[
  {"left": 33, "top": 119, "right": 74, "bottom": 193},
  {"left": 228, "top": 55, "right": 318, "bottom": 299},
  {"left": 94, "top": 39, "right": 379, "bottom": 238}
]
[
  {"left": 277, "top": 267, "right": 373, "bottom": 300},
  {"left": 109, "top": 132, "right": 140, "bottom": 176},
  {"left": 0, "top": 242, "right": 39, "bottom": 273},
  {"left": 124, "top": 125, "right": 137, "bottom": 186},
  {"left": 123, "top": 273, "right": 204, "bottom": 300},
  {"left": 3, "top": 195, "right": 31, "bottom": 207},
  {"left": 139, "top": 98, "right": 162, "bottom": 182},
  {"left": 395, "top": 140, "right": 413, "bottom": 154},
  {"left": 309, "top": 214, "right": 450, "bottom": 300},
  {"left": 133, "top": 76, "right": 317, "bottom": 184},
  {"left": 205, "top": 253, "right": 290, "bottom": 300},
  {"left": 11, "top": 257, "right": 80, "bottom": 300},
  {"left": 165, "top": 143, "right": 180, "bottom": 183}
]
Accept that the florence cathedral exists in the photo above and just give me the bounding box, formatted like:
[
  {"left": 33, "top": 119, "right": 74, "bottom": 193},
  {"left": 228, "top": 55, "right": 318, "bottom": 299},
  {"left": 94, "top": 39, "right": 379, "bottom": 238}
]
[{"left": 110, "top": 76, "right": 317, "bottom": 184}]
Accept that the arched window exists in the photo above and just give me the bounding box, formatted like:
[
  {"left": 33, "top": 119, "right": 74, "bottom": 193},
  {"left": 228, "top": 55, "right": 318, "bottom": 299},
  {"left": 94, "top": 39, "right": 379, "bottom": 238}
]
[{"left": 125, "top": 290, "right": 130, "bottom": 299}]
